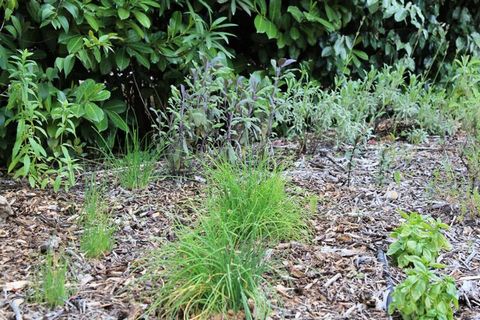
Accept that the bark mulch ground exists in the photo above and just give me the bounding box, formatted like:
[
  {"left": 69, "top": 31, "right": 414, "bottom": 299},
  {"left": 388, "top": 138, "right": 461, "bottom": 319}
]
[{"left": 1, "top": 135, "right": 479, "bottom": 319}]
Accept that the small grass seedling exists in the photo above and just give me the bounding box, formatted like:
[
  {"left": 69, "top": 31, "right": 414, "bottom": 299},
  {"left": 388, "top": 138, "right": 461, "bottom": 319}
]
[
  {"left": 387, "top": 211, "right": 451, "bottom": 268},
  {"left": 35, "top": 252, "right": 69, "bottom": 307},
  {"left": 393, "top": 170, "right": 402, "bottom": 185},
  {"left": 376, "top": 145, "right": 396, "bottom": 186},
  {"left": 80, "top": 179, "right": 115, "bottom": 258},
  {"left": 112, "top": 129, "right": 162, "bottom": 190}
]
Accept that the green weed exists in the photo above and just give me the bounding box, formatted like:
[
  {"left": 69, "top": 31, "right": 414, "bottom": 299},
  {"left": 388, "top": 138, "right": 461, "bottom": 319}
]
[{"left": 387, "top": 212, "right": 451, "bottom": 268}]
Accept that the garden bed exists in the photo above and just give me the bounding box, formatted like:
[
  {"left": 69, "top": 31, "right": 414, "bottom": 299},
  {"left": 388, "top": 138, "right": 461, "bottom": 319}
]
[{"left": 1, "top": 136, "right": 479, "bottom": 319}]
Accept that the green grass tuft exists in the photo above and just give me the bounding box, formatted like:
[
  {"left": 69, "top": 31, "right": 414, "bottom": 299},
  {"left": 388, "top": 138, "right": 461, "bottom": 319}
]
[
  {"left": 205, "top": 160, "right": 309, "bottom": 243},
  {"left": 145, "top": 160, "right": 308, "bottom": 319},
  {"left": 80, "top": 180, "right": 115, "bottom": 258},
  {"left": 111, "top": 129, "right": 161, "bottom": 190},
  {"left": 148, "top": 222, "right": 269, "bottom": 319},
  {"left": 36, "top": 252, "right": 69, "bottom": 307}
]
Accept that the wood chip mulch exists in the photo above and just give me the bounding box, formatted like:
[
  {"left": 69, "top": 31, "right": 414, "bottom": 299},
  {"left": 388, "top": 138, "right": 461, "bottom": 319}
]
[{"left": 1, "top": 135, "right": 479, "bottom": 320}]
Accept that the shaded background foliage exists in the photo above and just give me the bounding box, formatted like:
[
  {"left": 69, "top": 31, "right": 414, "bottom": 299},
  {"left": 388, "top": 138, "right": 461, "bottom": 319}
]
[{"left": 1, "top": 0, "right": 480, "bottom": 167}]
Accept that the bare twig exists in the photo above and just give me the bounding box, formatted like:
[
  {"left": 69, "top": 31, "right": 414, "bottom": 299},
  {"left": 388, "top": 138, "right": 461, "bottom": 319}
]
[
  {"left": 324, "top": 273, "right": 342, "bottom": 288},
  {"left": 377, "top": 249, "right": 393, "bottom": 320},
  {"left": 10, "top": 298, "right": 23, "bottom": 320}
]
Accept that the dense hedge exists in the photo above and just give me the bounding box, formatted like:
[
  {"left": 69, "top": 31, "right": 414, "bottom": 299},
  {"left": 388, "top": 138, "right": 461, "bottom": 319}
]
[{"left": 0, "top": 0, "right": 479, "bottom": 185}]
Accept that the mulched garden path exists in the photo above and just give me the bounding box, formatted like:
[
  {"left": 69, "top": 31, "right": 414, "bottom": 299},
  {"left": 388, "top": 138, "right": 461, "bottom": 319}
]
[{"left": 1, "top": 135, "right": 479, "bottom": 320}]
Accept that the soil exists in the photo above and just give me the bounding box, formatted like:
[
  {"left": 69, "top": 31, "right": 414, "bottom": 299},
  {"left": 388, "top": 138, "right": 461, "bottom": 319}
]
[{"left": 1, "top": 135, "right": 479, "bottom": 320}]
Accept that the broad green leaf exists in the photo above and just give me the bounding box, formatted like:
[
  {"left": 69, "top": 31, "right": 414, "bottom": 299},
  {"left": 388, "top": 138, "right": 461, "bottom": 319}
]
[
  {"left": 287, "top": 6, "right": 304, "bottom": 22},
  {"left": 324, "top": 3, "right": 338, "bottom": 22},
  {"left": 118, "top": 8, "right": 130, "bottom": 20},
  {"left": 54, "top": 57, "right": 64, "bottom": 72},
  {"left": 290, "top": 27, "right": 300, "bottom": 40},
  {"left": 93, "top": 89, "right": 111, "bottom": 101},
  {"left": 353, "top": 49, "right": 368, "bottom": 60},
  {"left": 105, "top": 110, "right": 129, "bottom": 132},
  {"left": 103, "top": 99, "right": 126, "bottom": 113},
  {"left": 133, "top": 11, "right": 151, "bottom": 28},
  {"left": 84, "top": 102, "right": 105, "bottom": 123},
  {"left": 67, "top": 36, "right": 83, "bottom": 53},
  {"left": 254, "top": 15, "right": 278, "bottom": 39},
  {"left": 115, "top": 48, "right": 130, "bottom": 70},
  {"left": 412, "top": 280, "right": 426, "bottom": 301},
  {"left": 96, "top": 114, "right": 108, "bottom": 132},
  {"left": 394, "top": 8, "right": 408, "bottom": 22},
  {"left": 70, "top": 104, "right": 85, "bottom": 117},
  {"left": 85, "top": 14, "right": 99, "bottom": 31},
  {"left": 64, "top": 54, "right": 75, "bottom": 76},
  {"left": 57, "top": 15, "right": 69, "bottom": 32},
  {"left": 268, "top": 0, "right": 281, "bottom": 22}
]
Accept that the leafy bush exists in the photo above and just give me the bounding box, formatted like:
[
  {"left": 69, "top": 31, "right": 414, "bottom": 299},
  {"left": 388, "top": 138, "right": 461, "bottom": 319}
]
[
  {"left": 145, "top": 161, "right": 307, "bottom": 318},
  {"left": 0, "top": 0, "right": 233, "bottom": 185},
  {"left": 156, "top": 56, "right": 294, "bottom": 171},
  {"left": 389, "top": 257, "right": 458, "bottom": 320},
  {"left": 160, "top": 56, "right": 461, "bottom": 173},
  {"left": 2, "top": 0, "right": 480, "bottom": 179},
  {"left": 387, "top": 212, "right": 451, "bottom": 268},
  {"left": 248, "top": 0, "right": 480, "bottom": 80}
]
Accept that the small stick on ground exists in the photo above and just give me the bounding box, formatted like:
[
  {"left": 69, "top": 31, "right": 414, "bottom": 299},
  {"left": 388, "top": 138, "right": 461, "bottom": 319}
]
[{"left": 10, "top": 298, "right": 23, "bottom": 320}]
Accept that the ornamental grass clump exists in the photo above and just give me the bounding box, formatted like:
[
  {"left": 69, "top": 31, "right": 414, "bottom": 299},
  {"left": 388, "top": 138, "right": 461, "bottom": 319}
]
[
  {"left": 145, "top": 160, "right": 308, "bottom": 319},
  {"left": 205, "top": 160, "right": 309, "bottom": 243}
]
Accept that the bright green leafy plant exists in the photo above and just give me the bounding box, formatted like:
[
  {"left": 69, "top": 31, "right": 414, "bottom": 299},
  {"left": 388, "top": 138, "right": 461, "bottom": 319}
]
[
  {"left": 389, "top": 256, "right": 458, "bottom": 320},
  {"left": 2, "top": 49, "right": 128, "bottom": 190},
  {"left": 387, "top": 212, "right": 452, "bottom": 268}
]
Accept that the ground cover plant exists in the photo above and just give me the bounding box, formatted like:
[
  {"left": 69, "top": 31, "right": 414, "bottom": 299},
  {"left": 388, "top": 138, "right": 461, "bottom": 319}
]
[
  {"left": 388, "top": 213, "right": 459, "bottom": 320},
  {"left": 144, "top": 160, "right": 308, "bottom": 318},
  {"left": 2, "top": 1, "right": 480, "bottom": 187}
]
